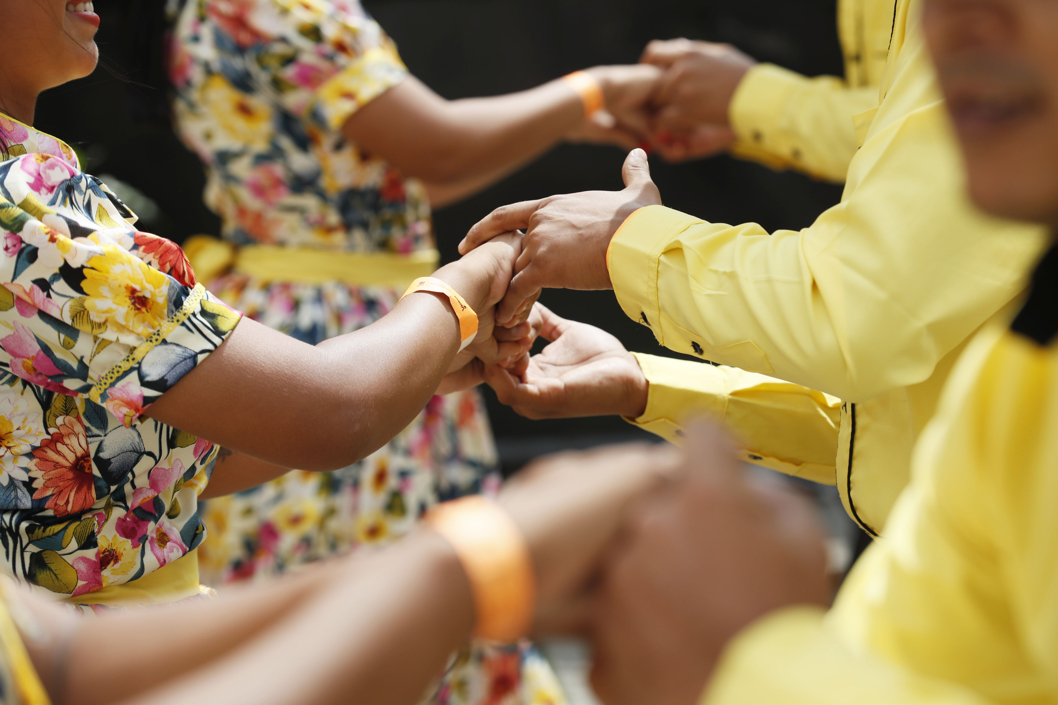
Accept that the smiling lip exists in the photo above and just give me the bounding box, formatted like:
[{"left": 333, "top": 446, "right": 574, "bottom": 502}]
[{"left": 66, "top": 2, "right": 99, "bottom": 29}]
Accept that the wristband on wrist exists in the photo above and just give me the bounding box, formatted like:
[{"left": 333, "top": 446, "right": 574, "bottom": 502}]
[
  {"left": 425, "top": 496, "right": 537, "bottom": 642},
  {"left": 400, "top": 277, "right": 479, "bottom": 352},
  {"left": 562, "top": 70, "right": 605, "bottom": 118}
]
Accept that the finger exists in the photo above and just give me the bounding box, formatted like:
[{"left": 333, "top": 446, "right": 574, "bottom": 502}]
[
  {"left": 508, "top": 353, "right": 531, "bottom": 379},
  {"left": 481, "top": 363, "right": 532, "bottom": 407},
  {"left": 492, "top": 340, "right": 531, "bottom": 363},
  {"left": 532, "top": 303, "right": 569, "bottom": 343},
  {"left": 508, "top": 291, "right": 542, "bottom": 327},
  {"left": 459, "top": 200, "right": 543, "bottom": 254},
  {"left": 496, "top": 269, "right": 543, "bottom": 326},
  {"left": 620, "top": 148, "right": 654, "bottom": 191},
  {"left": 639, "top": 38, "right": 692, "bottom": 67},
  {"left": 654, "top": 103, "right": 696, "bottom": 133},
  {"left": 679, "top": 419, "right": 742, "bottom": 488},
  {"left": 494, "top": 321, "right": 531, "bottom": 342}
]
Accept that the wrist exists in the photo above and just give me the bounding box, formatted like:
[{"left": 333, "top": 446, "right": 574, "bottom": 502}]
[
  {"left": 623, "top": 355, "right": 650, "bottom": 419},
  {"left": 433, "top": 261, "right": 490, "bottom": 314}
]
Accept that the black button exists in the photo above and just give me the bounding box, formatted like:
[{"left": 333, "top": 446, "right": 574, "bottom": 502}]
[
  {"left": 752, "top": 130, "right": 764, "bottom": 143},
  {"left": 639, "top": 312, "right": 650, "bottom": 327},
  {"left": 748, "top": 454, "right": 762, "bottom": 461},
  {"left": 675, "top": 429, "right": 685, "bottom": 438},
  {"left": 792, "top": 148, "right": 803, "bottom": 160},
  {"left": 691, "top": 341, "right": 704, "bottom": 355}
]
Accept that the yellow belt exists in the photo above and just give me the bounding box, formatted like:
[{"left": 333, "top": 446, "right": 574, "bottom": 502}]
[
  {"left": 64, "top": 549, "right": 205, "bottom": 607},
  {"left": 183, "top": 235, "right": 440, "bottom": 287}
]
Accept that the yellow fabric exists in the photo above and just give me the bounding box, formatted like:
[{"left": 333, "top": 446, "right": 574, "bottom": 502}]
[
  {"left": 728, "top": 0, "right": 895, "bottom": 182},
  {"left": 184, "top": 235, "right": 440, "bottom": 287},
  {"left": 611, "top": 0, "right": 1048, "bottom": 534},
  {"left": 66, "top": 549, "right": 204, "bottom": 607},
  {"left": 630, "top": 353, "right": 841, "bottom": 483},
  {"left": 703, "top": 317, "right": 1058, "bottom": 705},
  {"left": 0, "top": 583, "right": 49, "bottom": 705}
]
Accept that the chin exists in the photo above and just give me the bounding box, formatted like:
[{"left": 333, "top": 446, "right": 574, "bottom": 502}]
[{"left": 967, "top": 176, "right": 1058, "bottom": 225}]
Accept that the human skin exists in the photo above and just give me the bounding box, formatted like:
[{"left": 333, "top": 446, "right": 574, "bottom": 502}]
[
  {"left": 343, "top": 65, "right": 662, "bottom": 208},
  {"left": 0, "top": 4, "right": 530, "bottom": 488},
  {"left": 17, "top": 441, "right": 685, "bottom": 705},
  {"left": 585, "top": 2, "right": 1058, "bottom": 704}
]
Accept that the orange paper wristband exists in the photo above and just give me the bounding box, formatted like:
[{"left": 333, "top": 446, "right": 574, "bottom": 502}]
[
  {"left": 400, "top": 277, "right": 479, "bottom": 351},
  {"left": 563, "top": 70, "right": 605, "bottom": 117},
  {"left": 426, "top": 496, "right": 537, "bottom": 642}
]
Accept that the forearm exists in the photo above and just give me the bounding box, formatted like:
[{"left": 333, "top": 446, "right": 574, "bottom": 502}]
[
  {"left": 728, "top": 65, "right": 878, "bottom": 182},
  {"left": 629, "top": 354, "right": 841, "bottom": 484},
  {"left": 345, "top": 76, "right": 584, "bottom": 186},
  {"left": 610, "top": 102, "right": 1045, "bottom": 401},
  {"left": 199, "top": 449, "right": 291, "bottom": 499},
  {"left": 56, "top": 533, "right": 472, "bottom": 705}
]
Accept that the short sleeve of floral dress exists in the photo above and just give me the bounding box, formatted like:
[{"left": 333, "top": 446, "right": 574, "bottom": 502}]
[
  {"left": 0, "top": 119, "right": 241, "bottom": 603},
  {"left": 171, "top": 2, "right": 566, "bottom": 704}
]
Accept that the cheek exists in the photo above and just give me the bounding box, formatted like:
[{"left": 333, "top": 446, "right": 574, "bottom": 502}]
[{"left": 963, "top": 136, "right": 1058, "bottom": 222}]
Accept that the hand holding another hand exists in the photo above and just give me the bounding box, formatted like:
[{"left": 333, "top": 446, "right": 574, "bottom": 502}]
[
  {"left": 483, "top": 304, "right": 648, "bottom": 419},
  {"left": 459, "top": 149, "right": 662, "bottom": 326},
  {"left": 589, "top": 423, "right": 831, "bottom": 705}
]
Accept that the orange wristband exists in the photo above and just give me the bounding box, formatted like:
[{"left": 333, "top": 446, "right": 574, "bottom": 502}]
[
  {"left": 563, "top": 70, "right": 605, "bottom": 117},
  {"left": 425, "top": 496, "right": 537, "bottom": 642},
  {"left": 400, "top": 277, "right": 479, "bottom": 352}
]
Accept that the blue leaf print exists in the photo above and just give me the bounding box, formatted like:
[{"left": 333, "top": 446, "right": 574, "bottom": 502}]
[
  {"left": 0, "top": 481, "right": 31, "bottom": 511},
  {"left": 94, "top": 426, "right": 146, "bottom": 485},
  {"left": 139, "top": 343, "right": 196, "bottom": 393}
]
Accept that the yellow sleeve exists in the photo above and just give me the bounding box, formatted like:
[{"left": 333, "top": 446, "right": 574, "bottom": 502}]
[
  {"left": 608, "top": 21, "right": 1047, "bottom": 404},
  {"left": 629, "top": 353, "right": 840, "bottom": 484},
  {"left": 703, "top": 608, "right": 988, "bottom": 705},
  {"left": 728, "top": 64, "right": 880, "bottom": 183}
]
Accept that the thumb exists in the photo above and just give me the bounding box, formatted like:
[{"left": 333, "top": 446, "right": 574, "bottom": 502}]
[{"left": 621, "top": 148, "right": 653, "bottom": 190}]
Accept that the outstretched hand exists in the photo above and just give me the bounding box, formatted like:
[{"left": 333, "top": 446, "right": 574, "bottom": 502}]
[
  {"left": 459, "top": 149, "right": 662, "bottom": 326},
  {"left": 482, "top": 304, "right": 648, "bottom": 419}
]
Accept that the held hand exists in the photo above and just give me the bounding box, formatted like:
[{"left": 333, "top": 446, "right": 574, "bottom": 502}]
[
  {"left": 459, "top": 149, "right": 662, "bottom": 325},
  {"left": 497, "top": 442, "right": 683, "bottom": 635},
  {"left": 483, "top": 304, "right": 648, "bottom": 419},
  {"left": 640, "top": 38, "right": 756, "bottom": 134},
  {"left": 435, "top": 232, "right": 529, "bottom": 393},
  {"left": 589, "top": 422, "right": 831, "bottom": 705}
]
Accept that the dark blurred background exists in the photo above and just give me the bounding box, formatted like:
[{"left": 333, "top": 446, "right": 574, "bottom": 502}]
[{"left": 36, "top": 0, "right": 845, "bottom": 470}]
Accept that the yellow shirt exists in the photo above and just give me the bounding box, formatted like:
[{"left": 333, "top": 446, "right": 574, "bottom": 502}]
[
  {"left": 608, "top": 0, "right": 1048, "bottom": 535},
  {"left": 703, "top": 248, "right": 1058, "bottom": 705},
  {"left": 729, "top": 0, "right": 895, "bottom": 182}
]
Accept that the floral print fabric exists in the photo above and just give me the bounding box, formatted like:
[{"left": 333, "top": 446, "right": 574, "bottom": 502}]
[
  {"left": 171, "top": 2, "right": 565, "bottom": 704},
  {"left": 171, "top": 0, "right": 433, "bottom": 253},
  {"left": 0, "top": 118, "right": 240, "bottom": 600}
]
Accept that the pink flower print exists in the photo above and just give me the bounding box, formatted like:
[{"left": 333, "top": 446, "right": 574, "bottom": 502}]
[
  {"left": 115, "top": 512, "right": 149, "bottom": 548},
  {"left": 1, "top": 322, "right": 70, "bottom": 394},
  {"left": 207, "top": 0, "right": 269, "bottom": 48},
  {"left": 71, "top": 555, "right": 102, "bottom": 597},
  {"left": 286, "top": 60, "right": 330, "bottom": 90},
  {"left": 168, "top": 39, "right": 193, "bottom": 88},
  {"left": 4, "top": 282, "right": 61, "bottom": 319},
  {"left": 104, "top": 379, "right": 145, "bottom": 428},
  {"left": 0, "top": 116, "right": 29, "bottom": 146},
  {"left": 3, "top": 233, "right": 20, "bottom": 258},
  {"left": 149, "top": 520, "right": 187, "bottom": 567},
  {"left": 193, "top": 437, "right": 215, "bottom": 461},
  {"left": 20, "top": 154, "right": 74, "bottom": 197},
  {"left": 149, "top": 459, "right": 184, "bottom": 496},
  {"left": 244, "top": 163, "right": 290, "bottom": 207}
]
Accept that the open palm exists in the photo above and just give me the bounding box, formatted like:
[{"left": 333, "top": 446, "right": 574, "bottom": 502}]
[{"left": 483, "top": 304, "right": 648, "bottom": 419}]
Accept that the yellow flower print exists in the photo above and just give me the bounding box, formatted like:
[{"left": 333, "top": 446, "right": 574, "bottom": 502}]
[
  {"left": 200, "top": 74, "right": 274, "bottom": 149},
  {"left": 83, "top": 245, "right": 170, "bottom": 338},
  {"left": 355, "top": 510, "right": 389, "bottom": 544},
  {"left": 275, "top": 498, "right": 321, "bottom": 536},
  {"left": 98, "top": 534, "right": 137, "bottom": 587}
]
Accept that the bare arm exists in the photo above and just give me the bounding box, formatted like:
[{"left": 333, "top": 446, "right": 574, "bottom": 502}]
[
  {"left": 344, "top": 67, "right": 659, "bottom": 194},
  {"left": 146, "top": 236, "right": 522, "bottom": 472}
]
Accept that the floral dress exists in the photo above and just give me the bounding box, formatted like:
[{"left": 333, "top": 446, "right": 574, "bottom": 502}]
[
  {"left": 171, "top": 2, "right": 564, "bottom": 704},
  {"left": 0, "top": 118, "right": 240, "bottom": 603}
]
